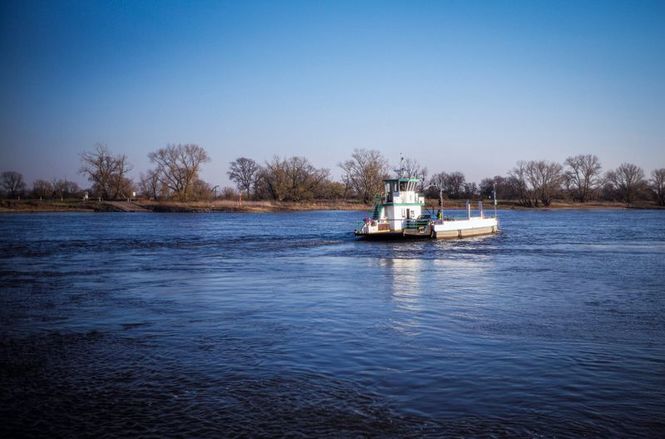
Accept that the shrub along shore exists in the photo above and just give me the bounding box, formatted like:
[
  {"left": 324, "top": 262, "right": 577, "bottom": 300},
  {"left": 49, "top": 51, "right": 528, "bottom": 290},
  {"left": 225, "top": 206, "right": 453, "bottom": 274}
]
[{"left": 1, "top": 198, "right": 660, "bottom": 214}]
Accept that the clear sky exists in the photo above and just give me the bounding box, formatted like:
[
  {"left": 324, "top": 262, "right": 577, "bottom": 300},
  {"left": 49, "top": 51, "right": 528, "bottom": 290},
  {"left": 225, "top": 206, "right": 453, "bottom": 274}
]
[{"left": 1, "top": 0, "right": 664, "bottom": 187}]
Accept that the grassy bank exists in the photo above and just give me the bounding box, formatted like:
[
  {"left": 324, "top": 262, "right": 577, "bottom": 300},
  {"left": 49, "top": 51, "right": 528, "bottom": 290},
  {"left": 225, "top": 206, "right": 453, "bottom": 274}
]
[{"left": 1, "top": 198, "right": 662, "bottom": 213}]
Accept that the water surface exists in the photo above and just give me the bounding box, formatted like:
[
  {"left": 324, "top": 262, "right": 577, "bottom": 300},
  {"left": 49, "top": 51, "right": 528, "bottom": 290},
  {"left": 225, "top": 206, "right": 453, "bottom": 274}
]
[{"left": 1, "top": 210, "right": 664, "bottom": 436}]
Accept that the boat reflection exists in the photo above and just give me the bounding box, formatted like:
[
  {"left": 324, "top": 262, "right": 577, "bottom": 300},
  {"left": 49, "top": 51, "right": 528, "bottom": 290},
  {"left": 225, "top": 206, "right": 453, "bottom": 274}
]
[
  {"left": 379, "top": 257, "right": 425, "bottom": 336},
  {"left": 380, "top": 258, "right": 422, "bottom": 307},
  {"left": 378, "top": 248, "right": 498, "bottom": 336}
]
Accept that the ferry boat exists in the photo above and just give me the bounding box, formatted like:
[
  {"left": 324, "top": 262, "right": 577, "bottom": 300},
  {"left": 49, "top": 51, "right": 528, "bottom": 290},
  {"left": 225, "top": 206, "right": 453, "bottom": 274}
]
[{"left": 354, "top": 177, "right": 499, "bottom": 240}]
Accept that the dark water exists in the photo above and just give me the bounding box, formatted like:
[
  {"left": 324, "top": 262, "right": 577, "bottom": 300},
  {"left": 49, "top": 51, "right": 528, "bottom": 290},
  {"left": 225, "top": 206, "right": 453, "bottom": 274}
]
[{"left": 1, "top": 209, "right": 664, "bottom": 437}]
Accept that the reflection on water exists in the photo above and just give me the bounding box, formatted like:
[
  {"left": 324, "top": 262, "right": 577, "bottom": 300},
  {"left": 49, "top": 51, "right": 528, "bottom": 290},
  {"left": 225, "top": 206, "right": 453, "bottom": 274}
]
[
  {"left": 383, "top": 258, "right": 424, "bottom": 336},
  {"left": 1, "top": 209, "right": 665, "bottom": 437},
  {"left": 384, "top": 258, "right": 422, "bottom": 305}
]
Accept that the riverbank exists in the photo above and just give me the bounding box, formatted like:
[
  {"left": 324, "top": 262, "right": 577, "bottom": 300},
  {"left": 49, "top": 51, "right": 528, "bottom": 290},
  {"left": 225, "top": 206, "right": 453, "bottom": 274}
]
[
  {"left": 0, "top": 198, "right": 662, "bottom": 213},
  {"left": 0, "top": 199, "right": 367, "bottom": 213}
]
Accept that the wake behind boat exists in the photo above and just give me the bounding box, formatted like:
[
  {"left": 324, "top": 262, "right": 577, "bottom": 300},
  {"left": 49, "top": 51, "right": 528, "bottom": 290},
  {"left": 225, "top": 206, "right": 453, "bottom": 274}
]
[{"left": 354, "top": 177, "right": 499, "bottom": 240}]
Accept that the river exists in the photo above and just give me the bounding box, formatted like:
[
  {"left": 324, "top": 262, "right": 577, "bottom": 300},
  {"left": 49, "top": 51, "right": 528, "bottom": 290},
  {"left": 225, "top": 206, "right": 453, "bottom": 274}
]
[{"left": 1, "top": 209, "right": 664, "bottom": 436}]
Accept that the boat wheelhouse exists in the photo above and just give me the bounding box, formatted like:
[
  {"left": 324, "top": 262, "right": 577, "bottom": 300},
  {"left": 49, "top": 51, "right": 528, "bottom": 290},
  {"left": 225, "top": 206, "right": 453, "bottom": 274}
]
[{"left": 354, "top": 176, "right": 499, "bottom": 240}]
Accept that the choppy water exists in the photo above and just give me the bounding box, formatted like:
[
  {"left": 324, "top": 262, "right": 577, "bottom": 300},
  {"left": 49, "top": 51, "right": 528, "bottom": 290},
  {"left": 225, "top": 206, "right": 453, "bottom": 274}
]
[{"left": 1, "top": 209, "right": 664, "bottom": 437}]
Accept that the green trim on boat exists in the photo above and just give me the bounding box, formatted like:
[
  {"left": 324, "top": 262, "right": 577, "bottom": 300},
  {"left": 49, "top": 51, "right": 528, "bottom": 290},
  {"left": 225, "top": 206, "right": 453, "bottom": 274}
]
[{"left": 383, "top": 177, "right": 420, "bottom": 183}]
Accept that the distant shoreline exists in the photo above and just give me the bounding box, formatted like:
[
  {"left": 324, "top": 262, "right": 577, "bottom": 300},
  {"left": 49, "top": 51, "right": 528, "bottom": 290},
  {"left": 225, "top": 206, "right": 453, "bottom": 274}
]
[
  {"left": 0, "top": 199, "right": 365, "bottom": 213},
  {"left": 1, "top": 199, "right": 663, "bottom": 213}
]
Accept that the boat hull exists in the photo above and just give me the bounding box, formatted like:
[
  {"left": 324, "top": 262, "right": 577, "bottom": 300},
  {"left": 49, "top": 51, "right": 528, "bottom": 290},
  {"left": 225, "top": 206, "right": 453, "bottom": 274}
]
[
  {"left": 431, "top": 217, "right": 498, "bottom": 239},
  {"left": 355, "top": 217, "right": 499, "bottom": 240},
  {"left": 354, "top": 230, "right": 430, "bottom": 240}
]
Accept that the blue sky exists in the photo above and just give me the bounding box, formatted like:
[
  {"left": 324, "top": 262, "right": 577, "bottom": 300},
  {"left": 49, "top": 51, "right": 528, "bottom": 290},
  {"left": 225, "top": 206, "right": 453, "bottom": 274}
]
[{"left": 1, "top": 0, "right": 664, "bottom": 187}]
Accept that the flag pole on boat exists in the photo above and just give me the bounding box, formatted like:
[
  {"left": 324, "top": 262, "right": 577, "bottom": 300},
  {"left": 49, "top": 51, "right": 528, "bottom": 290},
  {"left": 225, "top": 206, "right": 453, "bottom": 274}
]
[{"left": 493, "top": 182, "right": 498, "bottom": 218}]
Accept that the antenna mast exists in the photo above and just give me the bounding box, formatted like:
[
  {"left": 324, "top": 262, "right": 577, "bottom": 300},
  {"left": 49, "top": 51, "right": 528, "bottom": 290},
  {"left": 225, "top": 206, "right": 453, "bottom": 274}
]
[
  {"left": 493, "top": 182, "right": 498, "bottom": 218},
  {"left": 393, "top": 154, "right": 406, "bottom": 178}
]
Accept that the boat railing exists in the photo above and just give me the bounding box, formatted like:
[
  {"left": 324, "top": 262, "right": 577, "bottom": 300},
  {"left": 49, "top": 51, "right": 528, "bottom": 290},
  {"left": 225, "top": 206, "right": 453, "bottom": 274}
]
[{"left": 404, "top": 218, "right": 431, "bottom": 229}]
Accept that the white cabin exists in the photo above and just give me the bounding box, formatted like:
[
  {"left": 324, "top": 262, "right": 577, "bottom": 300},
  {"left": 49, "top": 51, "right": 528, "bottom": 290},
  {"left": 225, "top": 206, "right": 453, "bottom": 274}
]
[{"left": 376, "top": 178, "right": 425, "bottom": 231}]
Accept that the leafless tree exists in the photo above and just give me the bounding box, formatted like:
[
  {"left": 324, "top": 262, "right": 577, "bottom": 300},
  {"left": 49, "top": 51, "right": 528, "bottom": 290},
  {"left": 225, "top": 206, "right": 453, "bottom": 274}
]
[
  {"left": 429, "top": 171, "right": 466, "bottom": 200},
  {"left": 428, "top": 172, "right": 447, "bottom": 207},
  {"left": 257, "top": 156, "right": 329, "bottom": 201},
  {"left": 191, "top": 178, "right": 214, "bottom": 200},
  {"left": 138, "top": 169, "right": 162, "bottom": 200},
  {"left": 51, "top": 179, "right": 80, "bottom": 200},
  {"left": 564, "top": 154, "right": 602, "bottom": 202},
  {"left": 479, "top": 176, "right": 519, "bottom": 201},
  {"left": 228, "top": 157, "right": 259, "bottom": 197},
  {"left": 339, "top": 149, "right": 389, "bottom": 203},
  {"left": 446, "top": 172, "right": 466, "bottom": 199},
  {"left": 316, "top": 180, "right": 346, "bottom": 200},
  {"left": 509, "top": 161, "right": 534, "bottom": 206},
  {"left": 1, "top": 171, "right": 26, "bottom": 198},
  {"left": 463, "top": 182, "right": 478, "bottom": 199},
  {"left": 606, "top": 163, "right": 646, "bottom": 203},
  {"left": 80, "top": 144, "right": 133, "bottom": 200},
  {"left": 651, "top": 168, "right": 665, "bottom": 206},
  {"left": 525, "top": 160, "right": 564, "bottom": 207},
  {"left": 148, "top": 144, "right": 210, "bottom": 201},
  {"left": 32, "top": 179, "right": 53, "bottom": 199}
]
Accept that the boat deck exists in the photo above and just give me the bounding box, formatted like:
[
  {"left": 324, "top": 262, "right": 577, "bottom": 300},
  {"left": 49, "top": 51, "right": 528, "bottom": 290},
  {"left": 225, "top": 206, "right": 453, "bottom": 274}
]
[{"left": 355, "top": 217, "right": 499, "bottom": 240}]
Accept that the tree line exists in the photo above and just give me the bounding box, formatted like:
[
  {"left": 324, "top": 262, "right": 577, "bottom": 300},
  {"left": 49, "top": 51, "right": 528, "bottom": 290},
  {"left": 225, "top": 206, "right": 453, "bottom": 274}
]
[
  {"left": 2, "top": 146, "right": 664, "bottom": 207},
  {"left": 476, "top": 157, "right": 665, "bottom": 207}
]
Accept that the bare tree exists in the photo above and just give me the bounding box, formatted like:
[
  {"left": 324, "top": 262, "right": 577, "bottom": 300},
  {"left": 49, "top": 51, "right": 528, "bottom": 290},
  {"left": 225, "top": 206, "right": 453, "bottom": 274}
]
[
  {"left": 1, "top": 171, "right": 26, "bottom": 198},
  {"left": 257, "top": 156, "right": 328, "bottom": 201},
  {"left": 228, "top": 157, "right": 259, "bottom": 197},
  {"left": 316, "top": 179, "right": 346, "bottom": 200},
  {"left": 564, "top": 154, "right": 602, "bottom": 202},
  {"left": 479, "top": 176, "right": 519, "bottom": 201},
  {"left": 446, "top": 172, "right": 466, "bottom": 199},
  {"left": 429, "top": 171, "right": 466, "bottom": 199},
  {"left": 599, "top": 179, "right": 618, "bottom": 201},
  {"left": 525, "top": 160, "right": 564, "bottom": 207},
  {"left": 463, "top": 182, "right": 478, "bottom": 199},
  {"left": 191, "top": 178, "right": 214, "bottom": 200},
  {"left": 138, "top": 169, "right": 162, "bottom": 200},
  {"left": 80, "top": 144, "right": 133, "bottom": 200},
  {"left": 32, "top": 179, "right": 54, "bottom": 199},
  {"left": 606, "top": 163, "right": 646, "bottom": 203},
  {"left": 339, "top": 149, "right": 389, "bottom": 203},
  {"left": 509, "top": 161, "right": 534, "bottom": 206},
  {"left": 148, "top": 144, "right": 210, "bottom": 201},
  {"left": 52, "top": 179, "right": 80, "bottom": 200},
  {"left": 651, "top": 168, "right": 665, "bottom": 206},
  {"left": 428, "top": 172, "right": 447, "bottom": 207}
]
